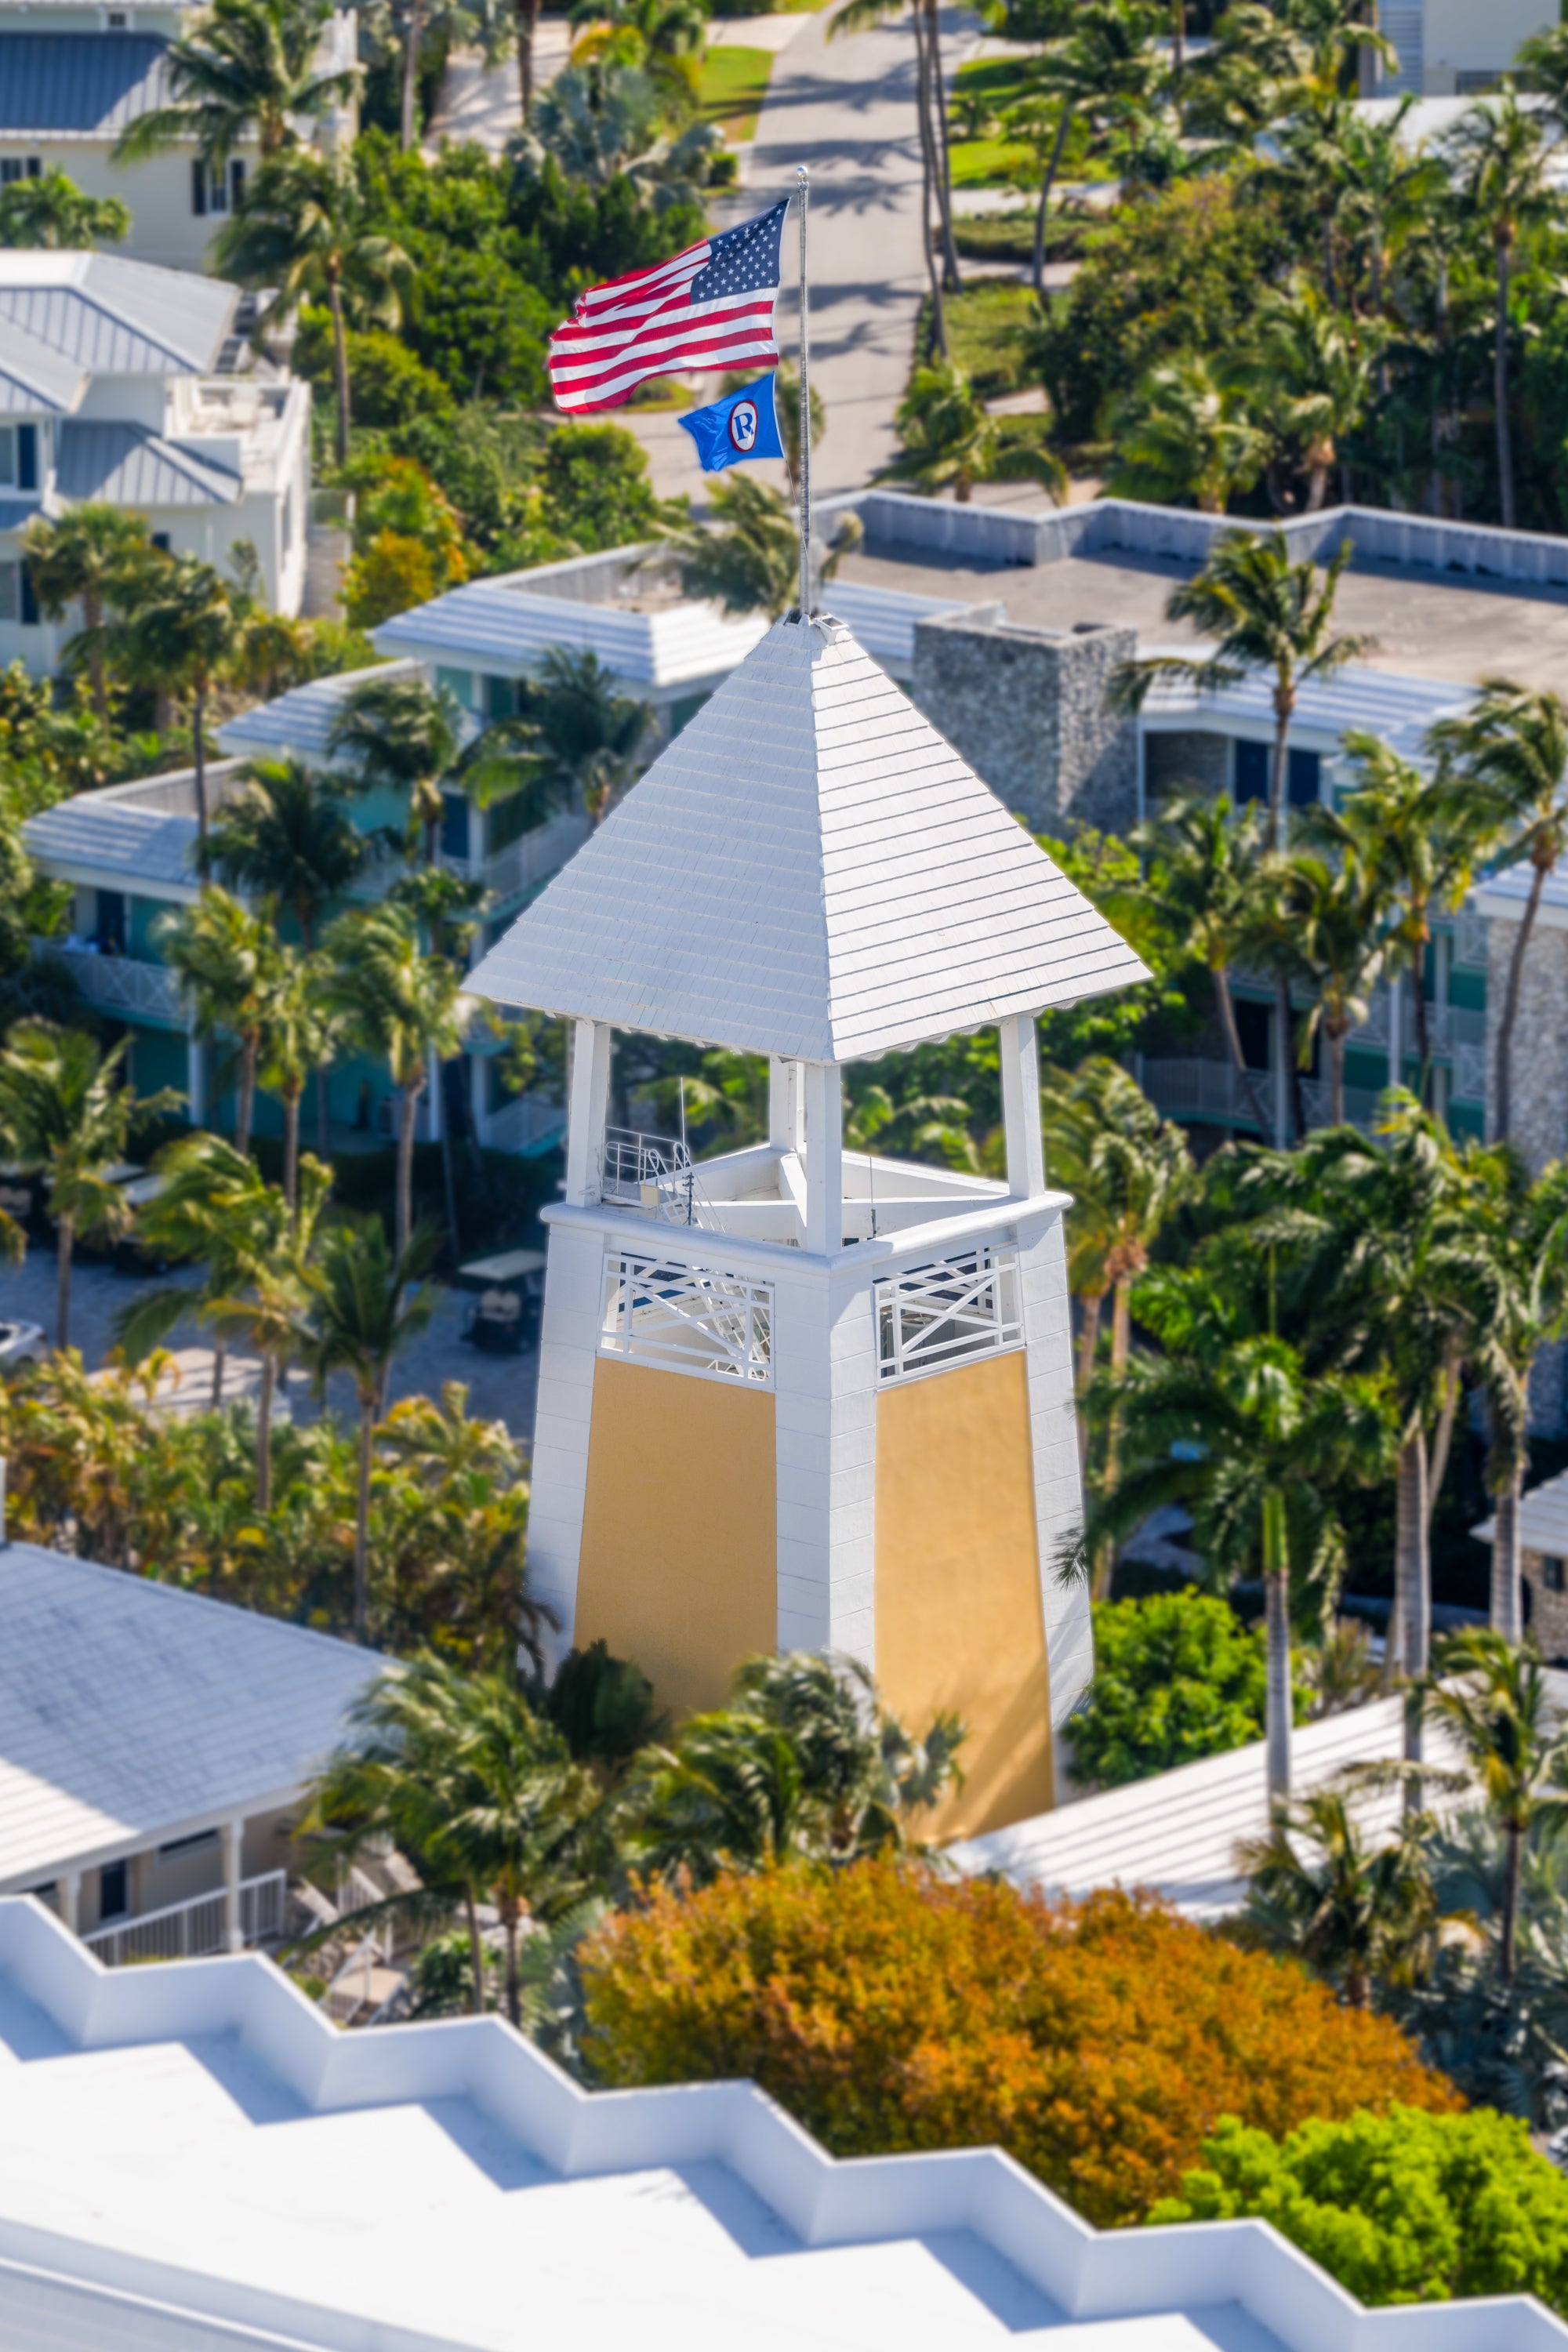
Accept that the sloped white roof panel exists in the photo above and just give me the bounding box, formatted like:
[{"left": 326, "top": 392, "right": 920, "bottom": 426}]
[
  {"left": 0, "top": 1544, "right": 383, "bottom": 1883},
  {"left": 24, "top": 799, "right": 199, "bottom": 888},
  {"left": 467, "top": 613, "right": 1148, "bottom": 1062},
  {"left": 372, "top": 575, "right": 768, "bottom": 688},
  {"left": 1473, "top": 1467, "right": 1568, "bottom": 1554},
  {"left": 0, "top": 252, "right": 235, "bottom": 377},
  {"left": 216, "top": 659, "right": 415, "bottom": 761}
]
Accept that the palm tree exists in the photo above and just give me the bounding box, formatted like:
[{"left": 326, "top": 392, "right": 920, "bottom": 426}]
[
  {"left": 1336, "top": 99, "right": 1446, "bottom": 323},
  {"left": 1237, "top": 274, "right": 1382, "bottom": 511},
  {"left": 214, "top": 152, "right": 412, "bottom": 468},
  {"left": 1093, "top": 1305, "right": 1393, "bottom": 1799},
  {"left": 828, "top": 0, "right": 960, "bottom": 343},
  {"left": 300, "top": 1216, "right": 437, "bottom": 1638},
  {"left": 877, "top": 362, "right": 1068, "bottom": 506},
  {"left": 1420, "top": 1629, "right": 1568, "bottom": 1984},
  {"left": 524, "top": 648, "right": 650, "bottom": 828},
  {"left": 429, "top": 1675, "right": 604, "bottom": 2027},
  {"left": 320, "top": 903, "right": 471, "bottom": 1254},
  {"left": 664, "top": 476, "right": 859, "bottom": 622},
  {"left": 111, "top": 558, "right": 235, "bottom": 859},
  {"left": 209, "top": 757, "right": 367, "bottom": 1154},
  {"left": 1113, "top": 528, "right": 1373, "bottom": 1143},
  {"left": 1272, "top": 846, "right": 1388, "bottom": 1126},
  {"left": 1427, "top": 681, "right": 1568, "bottom": 1145},
  {"left": 0, "top": 1024, "right": 139, "bottom": 1349},
  {"left": 259, "top": 953, "right": 335, "bottom": 1221},
  {"left": 1108, "top": 355, "right": 1267, "bottom": 515},
  {"left": 1457, "top": 1152, "right": 1568, "bottom": 1641},
  {"left": 1443, "top": 89, "right": 1555, "bottom": 530},
  {"left": 1243, "top": 1789, "right": 1436, "bottom": 2007},
  {"left": 21, "top": 506, "right": 151, "bottom": 720},
  {"left": 0, "top": 167, "right": 130, "bottom": 250},
  {"left": 327, "top": 674, "right": 460, "bottom": 866},
  {"left": 114, "top": 0, "right": 360, "bottom": 167},
  {"left": 1300, "top": 731, "right": 1501, "bottom": 1102},
  {"left": 1131, "top": 790, "right": 1271, "bottom": 1131},
  {"left": 158, "top": 888, "right": 283, "bottom": 1156},
  {"left": 1007, "top": 0, "right": 1167, "bottom": 303}
]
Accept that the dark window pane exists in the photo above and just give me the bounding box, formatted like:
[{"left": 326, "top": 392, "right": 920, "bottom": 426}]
[
  {"left": 100, "top": 1860, "right": 128, "bottom": 1919},
  {"left": 1287, "top": 748, "right": 1319, "bottom": 807},
  {"left": 441, "top": 792, "right": 470, "bottom": 860},
  {"left": 1234, "top": 741, "right": 1269, "bottom": 802}
]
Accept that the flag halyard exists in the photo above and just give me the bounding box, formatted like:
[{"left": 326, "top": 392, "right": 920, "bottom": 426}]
[{"left": 546, "top": 198, "right": 789, "bottom": 416}]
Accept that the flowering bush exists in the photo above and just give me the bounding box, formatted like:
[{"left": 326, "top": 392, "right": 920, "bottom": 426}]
[
  {"left": 579, "top": 1863, "right": 1458, "bottom": 2226},
  {"left": 1151, "top": 2106, "right": 1568, "bottom": 2313}
]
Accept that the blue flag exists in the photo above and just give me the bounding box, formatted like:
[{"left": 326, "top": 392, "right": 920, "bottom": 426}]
[{"left": 677, "top": 374, "right": 785, "bottom": 473}]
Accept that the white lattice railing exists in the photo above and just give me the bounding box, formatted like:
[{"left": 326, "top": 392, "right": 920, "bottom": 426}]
[
  {"left": 82, "top": 1868, "right": 286, "bottom": 1965},
  {"left": 1450, "top": 904, "right": 1488, "bottom": 971},
  {"left": 600, "top": 1250, "right": 772, "bottom": 1386},
  {"left": 1140, "top": 1057, "right": 1269, "bottom": 1128},
  {"left": 1453, "top": 1041, "right": 1488, "bottom": 1105},
  {"left": 482, "top": 1088, "right": 565, "bottom": 1155},
  {"left": 875, "top": 1244, "right": 1022, "bottom": 1385},
  {"left": 37, "top": 941, "right": 184, "bottom": 1025}
]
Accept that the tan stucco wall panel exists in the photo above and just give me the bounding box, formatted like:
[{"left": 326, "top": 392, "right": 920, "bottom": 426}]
[
  {"left": 575, "top": 1357, "right": 778, "bottom": 1719},
  {"left": 875, "top": 1348, "right": 1054, "bottom": 1838}
]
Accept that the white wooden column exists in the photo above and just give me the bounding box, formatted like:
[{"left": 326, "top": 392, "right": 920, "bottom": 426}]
[
  {"left": 60, "top": 1869, "right": 80, "bottom": 1936},
  {"left": 221, "top": 1817, "right": 245, "bottom": 1954},
  {"left": 470, "top": 1054, "right": 487, "bottom": 1148},
  {"left": 769, "top": 1058, "right": 805, "bottom": 1152},
  {"left": 563, "top": 1018, "right": 612, "bottom": 1207},
  {"left": 1000, "top": 1013, "right": 1046, "bottom": 1199},
  {"left": 804, "top": 1062, "right": 843, "bottom": 1254}
]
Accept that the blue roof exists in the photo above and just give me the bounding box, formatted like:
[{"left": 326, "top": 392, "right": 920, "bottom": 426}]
[
  {"left": 56, "top": 420, "right": 241, "bottom": 509},
  {"left": 0, "top": 32, "right": 173, "bottom": 136}
]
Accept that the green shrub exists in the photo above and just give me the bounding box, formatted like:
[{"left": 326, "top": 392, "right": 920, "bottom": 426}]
[
  {"left": 1069, "top": 1589, "right": 1271, "bottom": 1787},
  {"left": 1151, "top": 2106, "right": 1568, "bottom": 2313}
]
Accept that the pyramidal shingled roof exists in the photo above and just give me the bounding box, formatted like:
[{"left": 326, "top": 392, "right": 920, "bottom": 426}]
[{"left": 466, "top": 613, "right": 1149, "bottom": 1063}]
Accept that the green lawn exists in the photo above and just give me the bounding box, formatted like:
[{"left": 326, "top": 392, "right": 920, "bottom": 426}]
[
  {"left": 953, "top": 211, "right": 1035, "bottom": 263},
  {"left": 696, "top": 45, "right": 774, "bottom": 141},
  {"left": 947, "top": 134, "right": 1035, "bottom": 190},
  {"left": 931, "top": 279, "right": 1040, "bottom": 397}
]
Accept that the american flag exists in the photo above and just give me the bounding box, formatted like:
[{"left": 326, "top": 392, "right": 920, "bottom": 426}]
[{"left": 546, "top": 198, "right": 789, "bottom": 416}]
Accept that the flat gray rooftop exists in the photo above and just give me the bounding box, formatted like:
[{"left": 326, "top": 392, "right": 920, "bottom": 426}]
[{"left": 837, "top": 543, "right": 1568, "bottom": 695}]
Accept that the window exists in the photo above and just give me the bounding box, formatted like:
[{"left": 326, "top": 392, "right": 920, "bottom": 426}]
[
  {"left": 485, "top": 673, "right": 520, "bottom": 721},
  {"left": 0, "top": 564, "right": 18, "bottom": 625},
  {"left": 229, "top": 158, "right": 246, "bottom": 209},
  {"left": 0, "top": 158, "right": 42, "bottom": 183},
  {"left": 16, "top": 423, "right": 36, "bottom": 492},
  {"left": 1234, "top": 740, "right": 1269, "bottom": 802},
  {"left": 1544, "top": 1557, "right": 1566, "bottom": 1595},
  {"left": 1287, "top": 747, "right": 1320, "bottom": 807},
  {"left": 151, "top": 531, "right": 170, "bottom": 552},
  {"left": 107, "top": 9, "right": 128, "bottom": 22},
  {"left": 435, "top": 665, "right": 474, "bottom": 710},
  {"left": 96, "top": 889, "right": 125, "bottom": 955},
  {"left": 192, "top": 158, "right": 206, "bottom": 215},
  {"left": 440, "top": 790, "right": 470, "bottom": 862},
  {"left": 191, "top": 162, "right": 230, "bottom": 216},
  {"left": 99, "top": 1859, "right": 129, "bottom": 1920}
]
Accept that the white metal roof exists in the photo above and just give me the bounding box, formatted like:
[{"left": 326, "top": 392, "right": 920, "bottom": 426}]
[
  {"left": 0, "top": 1544, "right": 383, "bottom": 1886},
  {"left": 1140, "top": 652, "right": 1473, "bottom": 760},
  {"left": 0, "top": 252, "right": 236, "bottom": 379},
  {"left": 0, "top": 1896, "right": 1558, "bottom": 2352},
  {"left": 23, "top": 797, "right": 201, "bottom": 892},
  {"left": 1475, "top": 858, "right": 1568, "bottom": 931},
  {"left": 0, "top": 317, "right": 87, "bottom": 416},
  {"left": 953, "top": 1693, "right": 1474, "bottom": 1920},
  {"left": 216, "top": 659, "right": 414, "bottom": 762},
  {"left": 467, "top": 613, "right": 1148, "bottom": 1062},
  {"left": 1473, "top": 1468, "right": 1568, "bottom": 1554},
  {"left": 372, "top": 573, "right": 769, "bottom": 691},
  {"left": 56, "top": 419, "right": 241, "bottom": 507}
]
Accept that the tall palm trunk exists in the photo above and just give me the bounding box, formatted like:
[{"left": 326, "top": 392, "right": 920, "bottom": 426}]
[
  {"left": 1262, "top": 1490, "right": 1292, "bottom": 1802},
  {"left": 1031, "top": 100, "right": 1076, "bottom": 307},
  {"left": 1327, "top": 1019, "right": 1347, "bottom": 1126},
  {"left": 464, "top": 1889, "right": 486, "bottom": 2013},
  {"left": 329, "top": 276, "right": 351, "bottom": 468},
  {"left": 503, "top": 1901, "right": 521, "bottom": 2028},
  {"left": 397, "top": 1076, "right": 422, "bottom": 1258},
  {"left": 1393, "top": 1428, "right": 1430, "bottom": 1777},
  {"left": 515, "top": 0, "right": 541, "bottom": 123},
  {"left": 1501, "top": 1820, "right": 1523, "bottom": 1984},
  {"left": 256, "top": 1346, "right": 275, "bottom": 1512},
  {"left": 85, "top": 589, "right": 107, "bottom": 721},
  {"left": 1427, "top": 1343, "right": 1461, "bottom": 1536},
  {"left": 283, "top": 1082, "right": 302, "bottom": 1224},
  {"left": 1091, "top": 1274, "right": 1136, "bottom": 1602},
  {"left": 1269, "top": 694, "right": 1300, "bottom": 1143},
  {"left": 912, "top": 6, "right": 947, "bottom": 358},
  {"left": 236, "top": 1033, "right": 259, "bottom": 1158},
  {"left": 55, "top": 1211, "right": 73, "bottom": 1350},
  {"left": 1490, "top": 1457, "right": 1523, "bottom": 1642},
  {"left": 401, "top": 0, "right": 425, "bottom": 151},
  {"left": 1494, "top": 230, "right": 1515, "bottom": 531},
  {"left": 210, "top": 1340, "right": 227, "bottom": 1409},
  {"left": 923, "top": 0, "right": 962, "bottom": 294},
  {"left": 1494, "top": 853, "right": 1547, "bottom": 1141},
  {"left": 1410, "top": 913, "right": 1433, "bottom": 1104},
  {"left": 354, "top": 1388, "right": 374, "bottom": 1639}
]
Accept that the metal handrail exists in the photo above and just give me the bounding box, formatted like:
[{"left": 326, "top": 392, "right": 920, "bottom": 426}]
[{"left": 82, "top": 1867, "right": 287, "bottom": 1965}]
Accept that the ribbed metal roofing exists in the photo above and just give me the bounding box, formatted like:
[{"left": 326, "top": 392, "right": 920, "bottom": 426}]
[
  {"left": 0, "top": 254, "right": 236, "bottom": 377},
  {"left": 467, "top": 612, "right": 1149, "bottom": 1062},
  {"left": 1142, "top": 653, "right": 1473, "bottom": 760},
  {"left": 0, "top": 1543, "right": 383, "bottom": 1886},
  {"left": 56, "top": 419, "right": 241, "bottom": 507},
  {"left": 0, "top": 31, "right": 172, "bottom": 135},
  {"left": 216, "top": 659, "right": 414, "bottom": 760},
  {"left": 24, "top": 799, "right": 198, "bottom": 888},
  {"left": 372, "top": 575, "right": 768, "bottom": 690},
  {"left": 0, "top": 318, "right": 86, "bottom": 416}
]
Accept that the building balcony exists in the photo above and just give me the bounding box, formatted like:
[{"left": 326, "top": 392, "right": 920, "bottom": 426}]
[
  {"left": 38, "top": 940, "right": 184, "bottom": 1027},
  {"left": 81, "top": 1867, "right": 286, "bottom": 1966}
]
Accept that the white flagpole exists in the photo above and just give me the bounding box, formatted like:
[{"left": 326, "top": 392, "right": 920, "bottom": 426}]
[{"left": 797, "top": 162, "right": 811, "bottom": 619}]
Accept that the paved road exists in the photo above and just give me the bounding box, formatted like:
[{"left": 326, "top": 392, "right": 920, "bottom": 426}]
[{"left": 621, "top": 5, "right": 935, "bottom": 503}]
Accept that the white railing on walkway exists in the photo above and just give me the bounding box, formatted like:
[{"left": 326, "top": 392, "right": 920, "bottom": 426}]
[
  {"left": 82, "top": 1869, "right": 287, "bottom": 1966},
  {"left": 482, "top": 1088, "right": 566, "bottom": 1155},
  {"left": 1140, "top": 1057, "right": 1269, "bottom": 1129},
  {"left": 35, "top": 941, "right": 184, "bottom": 1025}
]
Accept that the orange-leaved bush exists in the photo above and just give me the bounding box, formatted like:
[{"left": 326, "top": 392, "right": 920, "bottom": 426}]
[{"left": 579, "top": 1862, "right": 1460, "bottom": 2227}]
